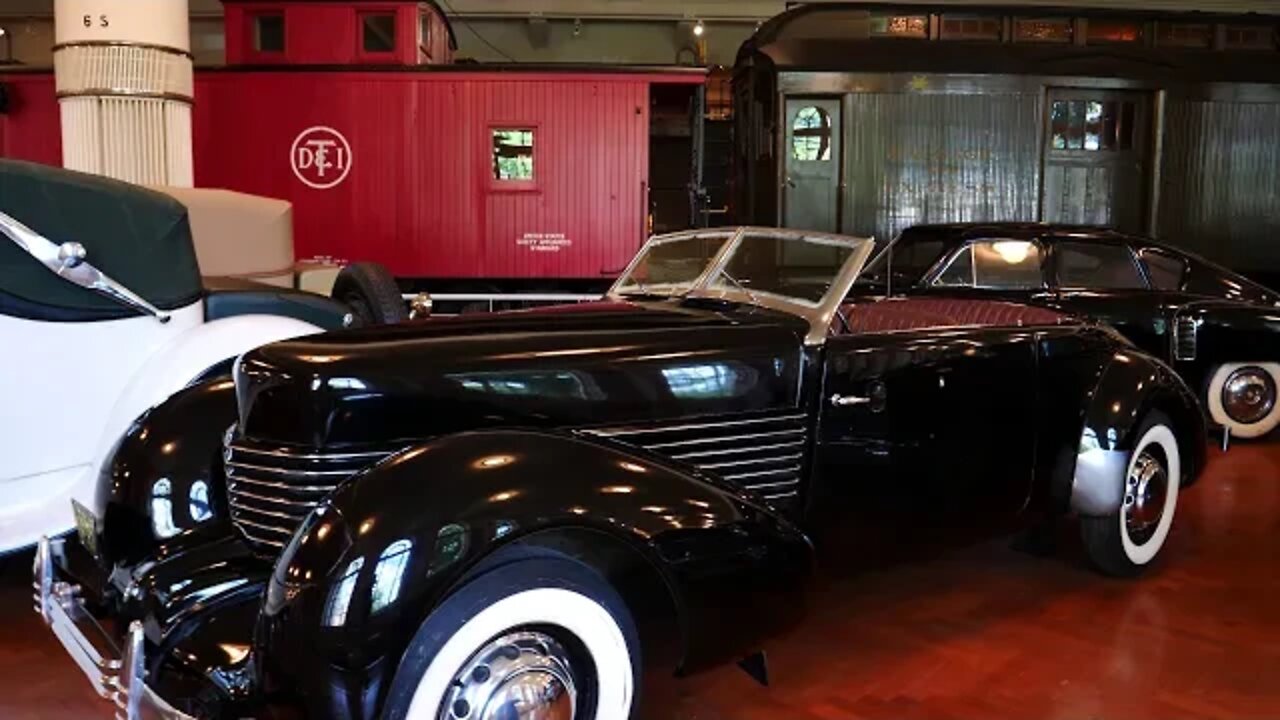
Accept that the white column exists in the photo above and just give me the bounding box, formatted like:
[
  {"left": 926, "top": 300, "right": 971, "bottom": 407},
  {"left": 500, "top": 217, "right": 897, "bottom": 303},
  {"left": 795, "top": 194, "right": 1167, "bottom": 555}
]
[{"left": 53, "top": 0, "right": 193, "bottom": 187}]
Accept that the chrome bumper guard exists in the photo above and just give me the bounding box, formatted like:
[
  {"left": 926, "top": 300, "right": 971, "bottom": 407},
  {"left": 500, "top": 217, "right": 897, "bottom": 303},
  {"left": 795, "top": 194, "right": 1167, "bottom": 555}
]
[{"left": 33, "top": 536, "right": 196, "bottom": 720}]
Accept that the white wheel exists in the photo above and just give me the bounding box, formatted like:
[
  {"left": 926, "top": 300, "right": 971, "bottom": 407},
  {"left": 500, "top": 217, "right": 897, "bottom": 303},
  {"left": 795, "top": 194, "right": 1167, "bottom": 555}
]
[
  {"left": 1206, "top": 362, "right": 1280, "bottom": 439},
  {"left": 1081, "top": 414, "right": 1181, "bottom": 577},
  {"left": 383, "top": 557, "right": 638, "bottom": 720}
]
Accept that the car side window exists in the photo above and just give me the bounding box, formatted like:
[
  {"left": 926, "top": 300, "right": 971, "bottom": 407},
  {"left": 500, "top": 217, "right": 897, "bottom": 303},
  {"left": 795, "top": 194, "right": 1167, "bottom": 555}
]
[
  {"left": 1138, "top": 248, "right": 1187, "bottom": 291},
  {"left": 932, "top": 239, "right": 1045, "bottom": 290},
  {"left": 1055, "top": 242, "right": 1147, "bottom": 290}
]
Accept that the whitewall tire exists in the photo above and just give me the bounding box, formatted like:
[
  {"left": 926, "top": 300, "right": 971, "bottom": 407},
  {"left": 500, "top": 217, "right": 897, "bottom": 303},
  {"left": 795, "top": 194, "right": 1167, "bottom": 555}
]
[
  {"left": 1206, "top": 362, "right": 1280, "bottom": 439},
  {"left": 1081, "top": 414, "right": 1181, "bottom": 577},
  {"left": 383, "top": 556, "right": 639, "bottom": 720}
]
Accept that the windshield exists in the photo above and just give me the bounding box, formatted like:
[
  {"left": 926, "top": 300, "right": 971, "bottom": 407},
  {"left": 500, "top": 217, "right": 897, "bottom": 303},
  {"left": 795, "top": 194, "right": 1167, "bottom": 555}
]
[{"left": 611, "top": 228, "right": 874, "bottom": 310}]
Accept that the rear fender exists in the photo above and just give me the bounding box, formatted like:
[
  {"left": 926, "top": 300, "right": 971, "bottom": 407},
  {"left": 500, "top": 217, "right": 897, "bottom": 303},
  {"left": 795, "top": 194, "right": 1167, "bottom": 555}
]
[
  {"left": 256, "top": 429, "right": 813, "bottom": 718},
  {"left": 1066, "top": 349, "right": 1206, "bottom": 516}
]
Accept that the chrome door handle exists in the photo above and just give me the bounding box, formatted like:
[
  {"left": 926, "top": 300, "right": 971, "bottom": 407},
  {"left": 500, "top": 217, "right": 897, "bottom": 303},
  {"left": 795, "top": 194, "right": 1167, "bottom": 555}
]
[{"left": 829, "top": 393, "right": 870, "bottom": 407}]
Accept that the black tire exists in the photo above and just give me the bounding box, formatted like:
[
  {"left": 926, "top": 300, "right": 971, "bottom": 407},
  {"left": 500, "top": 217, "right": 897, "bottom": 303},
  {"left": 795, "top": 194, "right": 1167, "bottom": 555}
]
[
  {"left": 331, "top": 262, "right": 407, "bottom": 326},
  {"left": 382, "top": 555, "right": 641, "bottom": 720},
  {"left": 1081, "top": 411, "right": 1182, "bottom": 578}
]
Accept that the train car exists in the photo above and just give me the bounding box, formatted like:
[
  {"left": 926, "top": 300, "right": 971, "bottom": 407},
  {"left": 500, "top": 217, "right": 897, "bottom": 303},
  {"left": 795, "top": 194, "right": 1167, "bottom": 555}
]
[
  {"left": 0, "top": 0, "right": 708, "bottom": 302},
  {"left": 734, "top": 3, "right": 1280, "bottom": 283}
]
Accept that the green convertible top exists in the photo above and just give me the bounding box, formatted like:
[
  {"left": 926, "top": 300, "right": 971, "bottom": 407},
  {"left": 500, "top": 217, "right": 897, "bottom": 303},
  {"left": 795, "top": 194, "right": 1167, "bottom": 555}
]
[{"left": 0, "top": 160, "right": 202, "bottom": 321}]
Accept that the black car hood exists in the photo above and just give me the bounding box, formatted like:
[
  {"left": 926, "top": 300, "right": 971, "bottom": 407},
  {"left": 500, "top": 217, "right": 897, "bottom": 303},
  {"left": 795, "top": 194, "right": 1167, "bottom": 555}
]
[{"left": 234, "top": 299, "right": 809, "bottom": 447}]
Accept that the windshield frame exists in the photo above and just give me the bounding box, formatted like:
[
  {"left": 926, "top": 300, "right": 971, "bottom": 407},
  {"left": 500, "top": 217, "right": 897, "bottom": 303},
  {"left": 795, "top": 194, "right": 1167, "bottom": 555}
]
[{"left": 608, "top": 226, "right": 875, "bottom": 344}]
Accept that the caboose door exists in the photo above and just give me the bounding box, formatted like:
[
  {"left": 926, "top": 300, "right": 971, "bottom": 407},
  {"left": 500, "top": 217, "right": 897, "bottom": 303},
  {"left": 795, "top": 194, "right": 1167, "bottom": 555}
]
[{"left": 783, "top": 97, "right": 841, "bottom": 233}]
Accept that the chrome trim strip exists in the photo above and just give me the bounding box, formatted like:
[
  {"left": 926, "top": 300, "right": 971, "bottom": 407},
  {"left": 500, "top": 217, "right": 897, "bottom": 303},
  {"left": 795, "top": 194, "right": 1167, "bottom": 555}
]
[
  {"left": 229, "top": 501, "right": 305, "bottom": 524},
  {"left": 225, "top": 474, "right": 338, "bottom": 494},
  {"left": 737, "top": 478, "right": 801, "bottom": 492},
  {"left": 585, "top": 413, "right": 806, "bottom": 438},
  {"left": 670, "top": 440, "right": 805, "bottom": 460},
  {"left": 53, "top": 39, "right": 194, "bottom": 58},
  {"left": 699, "top": 453, "right": 804, "bottom": 470},
  {"left": 646, "top": 428, "right": 804, "bottom": 450},
  {"left": 227, "top": 486, "right": 321, "bottom": 511},
  {"left": 228, "top": 513, "right": 295, "bottom": 537},
  {"left": 235, "top": 525, "right": 290, "bottom": 550},
  {"left": 225, "top": 459, "right": 355, "bottom": 477},
  {"left": 721, "top": 465, "right": 801, "bottom": 481},
  {"left": 227, "top": 444, "right": 391, "bottom": 462}
]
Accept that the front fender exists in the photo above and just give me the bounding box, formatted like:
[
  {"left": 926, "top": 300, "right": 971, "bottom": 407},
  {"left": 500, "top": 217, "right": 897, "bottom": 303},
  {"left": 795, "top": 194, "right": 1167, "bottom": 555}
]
[
  {"left": 257, "top": 430, "right": 813, "bottom": 718},
  {"left": 1069, "top": 349, "right": 1206, "bottom": 516},
  {"left": 93, "top": 377, "right": 239, "bottom": 570}
]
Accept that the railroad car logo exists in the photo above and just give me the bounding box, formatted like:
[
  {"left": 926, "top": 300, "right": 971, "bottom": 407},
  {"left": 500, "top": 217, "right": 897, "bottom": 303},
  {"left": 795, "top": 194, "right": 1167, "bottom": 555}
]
[{"left": 291, "top": 126, "right": 352, "bottom": 189}]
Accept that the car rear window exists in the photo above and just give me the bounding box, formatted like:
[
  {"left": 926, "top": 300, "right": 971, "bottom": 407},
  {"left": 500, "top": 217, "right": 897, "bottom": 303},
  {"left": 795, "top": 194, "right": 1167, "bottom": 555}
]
[{"left": 1056, "top": 242, "right": 1146, "bottom": 290}]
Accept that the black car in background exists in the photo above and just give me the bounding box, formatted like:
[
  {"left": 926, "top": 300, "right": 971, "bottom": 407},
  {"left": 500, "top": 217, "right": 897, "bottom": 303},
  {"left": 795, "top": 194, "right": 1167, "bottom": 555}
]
[
  {"left": 36, "top": 227, "right": 1204, "bottom": 720},
  {"left": 853, "top": 223, "right": 1280, "bottom": 439}
]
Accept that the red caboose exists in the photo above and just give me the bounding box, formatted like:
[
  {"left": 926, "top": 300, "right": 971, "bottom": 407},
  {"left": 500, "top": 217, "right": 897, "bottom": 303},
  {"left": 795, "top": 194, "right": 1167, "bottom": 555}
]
[{"left": 0, "top": 0, "right": 708, "bottom": 297}]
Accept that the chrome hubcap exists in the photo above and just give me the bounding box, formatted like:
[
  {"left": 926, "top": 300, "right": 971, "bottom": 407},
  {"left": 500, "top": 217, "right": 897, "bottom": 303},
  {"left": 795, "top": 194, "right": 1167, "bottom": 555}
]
[
  {"left": 1222, "top": 366, "right": 1276, "bottom": 425},
  {"left": 439, "top": 631, "right": 578, "bottom": 720},
  {"left": 1123, "top": 450, "right": 1167, "bottom": 544}
]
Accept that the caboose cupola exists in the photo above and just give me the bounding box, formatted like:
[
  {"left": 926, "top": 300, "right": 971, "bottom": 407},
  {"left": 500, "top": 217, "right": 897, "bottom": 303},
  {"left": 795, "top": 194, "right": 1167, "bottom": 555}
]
[{"left": 222, "top": 0, "right": 456, "bottom": 66}]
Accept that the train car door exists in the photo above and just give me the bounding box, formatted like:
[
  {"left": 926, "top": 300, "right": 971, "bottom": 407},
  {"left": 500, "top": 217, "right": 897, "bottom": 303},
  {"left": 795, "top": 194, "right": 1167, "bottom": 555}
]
[
  {"left": 1041, "top": 89, "right": 1149, "bottom": 233},
  {"left": 783, "top": 97, "right": 841, "bottom": 233}
]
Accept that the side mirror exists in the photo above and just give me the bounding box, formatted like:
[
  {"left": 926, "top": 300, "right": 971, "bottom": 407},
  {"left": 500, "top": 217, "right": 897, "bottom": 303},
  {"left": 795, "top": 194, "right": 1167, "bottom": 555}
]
[{"left": 409, "top": 292, "right": 433, "bottom": 320}]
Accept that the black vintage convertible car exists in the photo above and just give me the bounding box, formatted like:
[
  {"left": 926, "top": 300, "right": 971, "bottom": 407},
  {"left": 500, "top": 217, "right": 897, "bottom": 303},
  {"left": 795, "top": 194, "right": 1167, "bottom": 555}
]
[
  {"left": 36, "top": 227, "right": 1206, "bottom": 719},
  {"left": 852, "top": 223, "right": 1280, "bottom": 439}
]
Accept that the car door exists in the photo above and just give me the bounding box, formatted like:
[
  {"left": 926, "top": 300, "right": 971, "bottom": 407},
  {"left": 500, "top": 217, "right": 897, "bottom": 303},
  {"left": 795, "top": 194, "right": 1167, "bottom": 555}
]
[
  {"left": 815, "top": 325, "right": 1038, "bottom": 524},
  {"left": 1046, "top": 240, "right": 1172, "bottom": 358}
]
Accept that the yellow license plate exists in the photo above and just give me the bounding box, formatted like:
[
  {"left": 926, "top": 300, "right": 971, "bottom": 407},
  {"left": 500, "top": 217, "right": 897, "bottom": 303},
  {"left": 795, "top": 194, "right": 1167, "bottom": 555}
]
[{"left": 71, "top": 500, "right": 99, "bottom": 558}]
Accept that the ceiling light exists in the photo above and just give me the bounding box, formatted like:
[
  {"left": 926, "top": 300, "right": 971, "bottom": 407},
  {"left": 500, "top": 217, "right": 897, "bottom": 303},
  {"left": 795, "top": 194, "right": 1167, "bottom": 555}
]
[
  {"left": 693, "top": 20, "right": 705, "bottom": 37},
  {"left": 992, "top": 240, "right": 1033, "bottom": 264}
]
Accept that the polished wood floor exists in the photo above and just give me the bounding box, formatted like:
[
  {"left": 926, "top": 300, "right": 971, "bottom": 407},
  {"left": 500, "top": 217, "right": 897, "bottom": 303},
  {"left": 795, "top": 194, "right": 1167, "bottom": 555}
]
[{"left": 3, "top": 440, "right": 1280, "bottom": 719}]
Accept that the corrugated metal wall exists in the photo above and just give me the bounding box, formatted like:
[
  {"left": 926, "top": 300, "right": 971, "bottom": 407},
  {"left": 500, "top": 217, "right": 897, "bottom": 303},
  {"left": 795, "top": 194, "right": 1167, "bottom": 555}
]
[
  {"left": 194, "top": 72, "right": 654, "bottom": 279},
  {"left": 842, "top": 92, "right": 1042, "bottom": 241},
  {"left": 1160, "top": 100, "right": 1280, "bottom": 270}
]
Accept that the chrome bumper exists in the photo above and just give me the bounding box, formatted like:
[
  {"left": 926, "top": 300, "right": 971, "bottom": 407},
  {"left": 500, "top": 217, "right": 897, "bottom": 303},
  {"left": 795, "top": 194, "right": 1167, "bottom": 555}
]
[{"left": 32, "top": 536, "right": 195, "bottom": 720}]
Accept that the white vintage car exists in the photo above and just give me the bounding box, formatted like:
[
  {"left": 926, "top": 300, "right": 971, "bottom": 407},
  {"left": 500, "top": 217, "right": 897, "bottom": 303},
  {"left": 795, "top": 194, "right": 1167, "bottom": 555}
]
[{"left": 0, "top": 160, "right": 405, "bottom": 554}]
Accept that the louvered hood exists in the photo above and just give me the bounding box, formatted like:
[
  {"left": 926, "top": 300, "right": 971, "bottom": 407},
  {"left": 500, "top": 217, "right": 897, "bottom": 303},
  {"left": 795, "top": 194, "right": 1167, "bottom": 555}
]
[{"left": 233, "top": 299, "right": 808, "bottom": 449}]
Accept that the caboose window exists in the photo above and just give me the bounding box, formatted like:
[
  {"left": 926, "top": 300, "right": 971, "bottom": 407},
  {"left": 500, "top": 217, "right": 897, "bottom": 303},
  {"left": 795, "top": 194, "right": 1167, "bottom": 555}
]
[
  {"left": 253, "top": 13, "right": 285, "bottom": 53},
  {"left": 1157, "top": 22, "right": 1211, "bottom": 48},
  {"left": 362, "top": 13, "right": 397, "bottom": 53},
  {"left": 1087, "top": 20, "right": 1143, "bottom": 44},
  {"left": 1014, "top": 18, "right": 1072, "bottom": 43},
  {"left": 940, "top": 16, "right": 1002, "bottom": 41},
  {"left": 1225, "top": 25, "right": 1276, "bottom": 50},
  {"left": 492, "top": 129, "right": 535, "bottom": 181},
  {"left": 870, "top": 15, "right": 929, "bottom": 38}
]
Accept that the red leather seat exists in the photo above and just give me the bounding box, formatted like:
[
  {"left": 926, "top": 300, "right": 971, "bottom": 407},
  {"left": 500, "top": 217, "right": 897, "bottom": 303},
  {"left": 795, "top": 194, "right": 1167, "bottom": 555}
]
[{"left": 835, "top": 297, "right": 1068, "bottom": 335}]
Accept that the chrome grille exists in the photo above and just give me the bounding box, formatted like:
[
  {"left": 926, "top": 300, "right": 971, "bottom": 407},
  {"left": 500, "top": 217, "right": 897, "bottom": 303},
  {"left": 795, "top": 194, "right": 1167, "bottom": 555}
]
[
  {"left": 1174, "top": 316, "right": 1199, "bottom": 361},
  {"left": 223, "top": 435, "right": 393, "bottom": 556},
  {"left": 583, "top": 413, "right": 808, "bottom": 504}
]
